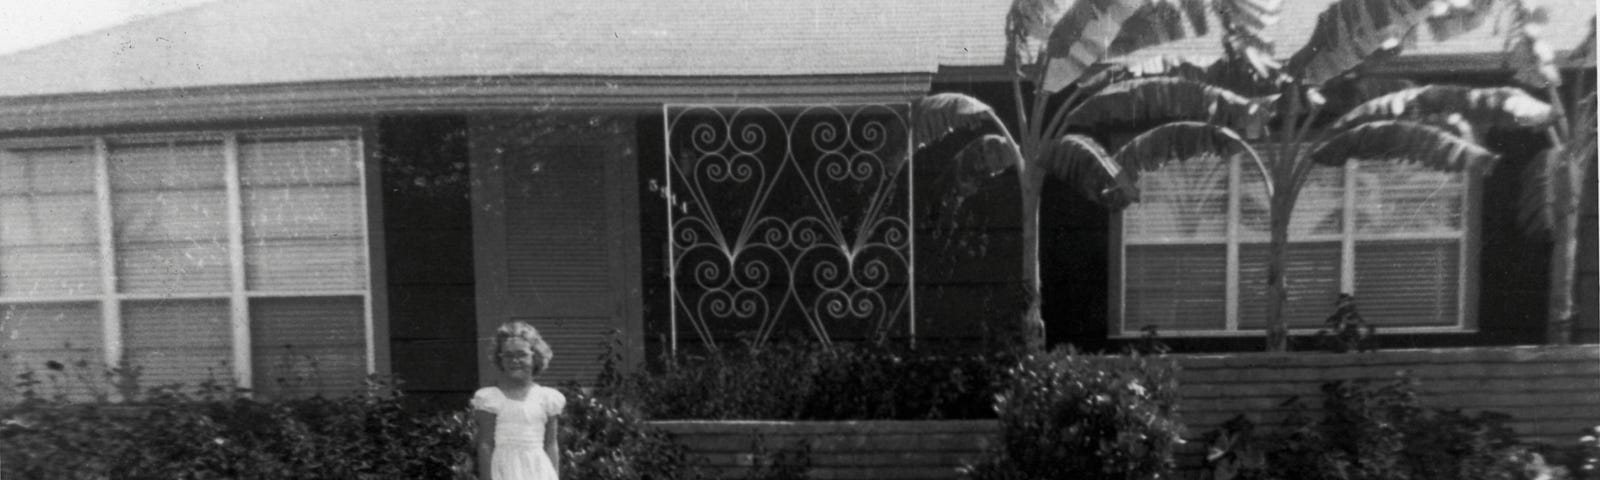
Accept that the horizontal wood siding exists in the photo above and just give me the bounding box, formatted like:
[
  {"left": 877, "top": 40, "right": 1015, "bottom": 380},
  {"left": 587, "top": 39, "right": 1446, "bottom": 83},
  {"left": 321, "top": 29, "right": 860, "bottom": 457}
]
[
  {"left": 654, "top": 347, "right": 1596, "bottom": 478},
  {"left": 1174, "top": 346, "right": 1600, "bottom": 444},
  {"left": 651, "top": 420, "right": 998, "bottom": 480}
]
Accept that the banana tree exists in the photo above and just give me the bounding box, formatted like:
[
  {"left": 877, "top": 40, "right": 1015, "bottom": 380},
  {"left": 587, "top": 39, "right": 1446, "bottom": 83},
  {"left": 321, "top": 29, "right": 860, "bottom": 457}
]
[
  {"left": 1116, "top": 0, "right": 1556, "bottom": 351},
  {"left": 911, "top": 0, "right": 1277, "bottom": 351},
  {"left": 1504, "top": 1, "right": 1598, "bottom": 344}
]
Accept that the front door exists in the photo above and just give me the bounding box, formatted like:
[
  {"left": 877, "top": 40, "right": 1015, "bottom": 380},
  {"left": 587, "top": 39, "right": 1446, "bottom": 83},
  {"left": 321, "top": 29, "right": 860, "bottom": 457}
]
[{"left": 470, "top": 115, "right": 642, "bottom": 386}]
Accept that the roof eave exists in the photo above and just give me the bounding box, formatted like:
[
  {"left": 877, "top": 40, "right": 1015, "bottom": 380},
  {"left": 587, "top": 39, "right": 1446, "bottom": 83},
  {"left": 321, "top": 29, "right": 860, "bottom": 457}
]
[{"left": 0, "top": 73, "right": 935, "bottom": 133}]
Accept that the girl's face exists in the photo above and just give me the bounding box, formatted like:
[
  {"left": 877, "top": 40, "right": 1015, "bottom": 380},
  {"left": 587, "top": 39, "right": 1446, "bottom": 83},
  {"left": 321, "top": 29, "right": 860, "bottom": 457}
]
[{"left": 499, "top": 338, "right": 536, "bottom": 380}]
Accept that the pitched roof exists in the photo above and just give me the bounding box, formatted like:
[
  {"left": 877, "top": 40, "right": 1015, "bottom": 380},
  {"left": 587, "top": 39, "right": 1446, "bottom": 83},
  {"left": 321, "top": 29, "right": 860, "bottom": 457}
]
[{"left": 0, "top": 0, "right": 1592, "bottom": 98}]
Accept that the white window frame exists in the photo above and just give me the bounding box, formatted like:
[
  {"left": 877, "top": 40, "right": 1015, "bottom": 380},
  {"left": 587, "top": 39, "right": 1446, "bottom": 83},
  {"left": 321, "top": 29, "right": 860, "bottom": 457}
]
[
  {"left": 1109, "top": 154, "right": 1481, "bottom": 338},
  {"left": 0, "top": 126, "right": 379, "bottom": 391}
]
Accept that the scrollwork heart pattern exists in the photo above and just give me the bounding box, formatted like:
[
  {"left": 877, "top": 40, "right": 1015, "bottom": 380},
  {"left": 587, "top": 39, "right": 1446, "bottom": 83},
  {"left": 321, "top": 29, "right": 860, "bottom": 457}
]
[{"left": 666, "top": 105, "right": 912, "bottom": 350}]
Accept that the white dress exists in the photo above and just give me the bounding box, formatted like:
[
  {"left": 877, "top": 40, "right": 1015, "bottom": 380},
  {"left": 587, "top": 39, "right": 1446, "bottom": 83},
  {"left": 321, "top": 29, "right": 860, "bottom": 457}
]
[{"left": 472, "top": 385, "right": 566, "bottom": 480}]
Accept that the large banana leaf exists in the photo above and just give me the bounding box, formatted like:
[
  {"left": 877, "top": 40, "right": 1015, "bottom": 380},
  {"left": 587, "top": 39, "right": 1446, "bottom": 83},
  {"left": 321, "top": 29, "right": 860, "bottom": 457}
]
[
  {"left": 1286, "top": 0, "right": 1454, "bottom": 85},
  {"left": 1424, "top": 0, "right": 1497, "bottom": 40},
  {"left": 1504, "top": 1, "right": 1562, "bottom": 88},
  {"left": 1516, "top": 91, "right": 1598, "bottom": 235},
  {"left": 912, "top": 93, "right": 1010, "bottom": 149},
  {"left": 1006, "top": 0, "right": 1072, "bottom": 75},
  {"left": 1570, "top": 17, "right": 1597, "bottom": 67},
  {"left": 1036, "top": 134, "right": 1136, "bottom": 206},
  {"left": 1039, "top": 0, "right": 1209, "bottom": 92},
  {"left": 1309, "top": 121, "right": 1499, "bottom": 172},
  {"left": 1065, "top": 77, "right": 1265, "bottom": 132},
  {"left": 1332, "top": 85, "right": 1556, "bottom": 129},
  {"left": 951, "top": 134, "right": 1028, "bottom": 177},
  {"left": 1112, "top": 121, "right": 1266, "bottom": 186},
  {"left": 1215, "top": 0, "right": 1284, "bottom": 76}
]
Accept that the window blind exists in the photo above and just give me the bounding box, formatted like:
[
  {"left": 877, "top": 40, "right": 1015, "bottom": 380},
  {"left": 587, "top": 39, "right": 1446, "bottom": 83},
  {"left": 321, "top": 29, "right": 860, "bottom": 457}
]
[
  {"left": 239, "top": 135, "right": 366, "bottom": 292},
  {"left": 1238, "top": 242, "right": 1342, "bottom": 328},
  {"left": 121, "top": 300, "right": 232, "bottom": 390},
  {"left": 109, "top": 140, "right": 230, "bottom": 294},
  {"left": 1119, "top": 149, "right": 1471, "bottom": 335},
  {"left": 0, "top": 303, "right": 102, "bottom": 398},
  {"left": 1121, "top": 157, "right": 1229, "bottom": 242},
  {"left": 250, "top": 297, "right": 366, "bottom": 398},
  {"left": 0, "top": 129, "right": 370, "bottom": 400},
  {"left": 0, "top": 146, "right": 100, "bottom": 298},
  {"left": 1124, "top": 244, "right": 1227, "bottom": 331}
]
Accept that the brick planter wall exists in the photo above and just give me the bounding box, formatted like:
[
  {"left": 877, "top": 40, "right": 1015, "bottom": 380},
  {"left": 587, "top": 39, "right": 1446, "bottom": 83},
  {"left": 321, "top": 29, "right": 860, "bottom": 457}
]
[
  {"left": 649, "top": 346, "right": 1599, "bottom": 478},
  {"left": 649, "top": 420, "right": 997, "bottom": 480}
]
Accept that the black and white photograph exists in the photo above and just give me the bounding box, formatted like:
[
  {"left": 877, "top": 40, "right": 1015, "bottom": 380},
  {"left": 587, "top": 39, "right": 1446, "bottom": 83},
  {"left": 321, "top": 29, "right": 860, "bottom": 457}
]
[{"left": 0, "top": 0, "right": 1596, "bottom": 478}]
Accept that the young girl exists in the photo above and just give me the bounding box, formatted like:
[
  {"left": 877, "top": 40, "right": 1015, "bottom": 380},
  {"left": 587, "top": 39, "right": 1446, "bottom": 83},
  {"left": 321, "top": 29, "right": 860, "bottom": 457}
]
[{"left": 473, "top": 321, "right": 566, "bottom": 480}]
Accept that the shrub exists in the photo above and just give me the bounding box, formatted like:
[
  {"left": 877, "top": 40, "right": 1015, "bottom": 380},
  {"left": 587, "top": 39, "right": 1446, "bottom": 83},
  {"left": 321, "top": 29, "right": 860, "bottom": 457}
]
[
  {"left": 559, "top": 383, "right": 705, "bottom": 480},
  {"left": 964, "top": 348, "right": 1185, "bottom": 480},
  {"left": 1202, "top": 376, "right": 1568, "bottom": 480},
  {"left": 0, "top": 376, "right": 474, "bottom": 480}
]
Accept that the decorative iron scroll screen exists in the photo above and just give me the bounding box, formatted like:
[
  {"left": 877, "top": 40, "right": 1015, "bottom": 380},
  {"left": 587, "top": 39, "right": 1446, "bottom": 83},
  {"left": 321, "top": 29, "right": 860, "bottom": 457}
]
[{"left": 663, "top": 104, "right": 914, "bottom": 351}]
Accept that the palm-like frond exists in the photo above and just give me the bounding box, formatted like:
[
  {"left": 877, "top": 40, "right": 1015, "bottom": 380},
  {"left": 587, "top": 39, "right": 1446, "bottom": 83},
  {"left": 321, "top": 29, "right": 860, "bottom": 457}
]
[
  {"left": 1319, "top": 75, "right": 1418, "bottom": 113},
  {"left": 1108, "top": 1, "right": 1212, "bottom": 59},
  {"left": 1006, "top": 0, "right": 1071, "bottom": 75},
  {"left": 1517, "top": 145, "right": 1564, "bottom": 234},
  {"left": 1040, "top": 0, "right": 1208, "bottom": 92},
  {"left": 1332, "top": 85, "right": 1556, "bottom": 130},
  {"left": 1215, "top": 0, "right": 1284, "bottom": 76},
  {"left": 1036, "top": 134, "right": 1136, "bottom": 207},
  {"left": 1065, "top": 77, "right": 1266, "bottom": 132},
  {"left": 951, "top": 134, "right": 1028, "bottom": 176},
  {"left": 1286, "top": 0, "right": 1453, "bottom": 85},
  {"left": 1309, "top": 121, "right": 1499, "bottom": 172},
  {"left": 1425, "top": 0, "right": 1497, "bottom": 40},
  {"left": 1570, "top": 16, "right": 1597, "bottom": 67},
  {"left": 1113, "top": 121, "right": 1264, "bottom": 185},
  {"left": 1504, "top": 2, "right": 1562, "bottom": 88},
  {"left": 912, "top": 93, "right": 1010, "bottom": 149}
]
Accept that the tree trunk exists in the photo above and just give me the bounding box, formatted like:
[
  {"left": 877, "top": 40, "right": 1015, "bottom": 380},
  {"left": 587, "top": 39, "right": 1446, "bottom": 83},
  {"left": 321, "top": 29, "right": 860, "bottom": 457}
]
[
  {"left": 1016, "top": 168, "right": 1048, "bottom": 352},
  {"left": 1264, "top": 193, "right": 1293, "bottom": 352},
  {"left": 1546, "top": 151, "right": 1582, "bottom": 345}
]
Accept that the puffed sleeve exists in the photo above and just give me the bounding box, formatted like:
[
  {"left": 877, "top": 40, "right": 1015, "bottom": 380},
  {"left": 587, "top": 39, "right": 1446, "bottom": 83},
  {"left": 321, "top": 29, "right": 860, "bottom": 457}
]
[
  {"left": 544, "top": 387, "right": 566, "bottom": 415},
  {"left": 470, "top": 387, "right": 501, "bottom": 414}
]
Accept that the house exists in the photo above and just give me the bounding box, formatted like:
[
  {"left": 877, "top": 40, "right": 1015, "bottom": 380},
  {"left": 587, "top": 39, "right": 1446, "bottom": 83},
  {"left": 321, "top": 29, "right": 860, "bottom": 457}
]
[{"left": 0, "top": 0, "right": 1593, "bottom": 406}]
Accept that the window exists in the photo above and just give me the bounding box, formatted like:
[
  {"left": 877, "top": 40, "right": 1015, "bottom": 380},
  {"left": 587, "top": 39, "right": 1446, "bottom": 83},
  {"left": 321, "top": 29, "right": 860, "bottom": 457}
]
[
  {"left": 1114, "top": 149, "right": 1476, "bottom": 336},
  {"left": 0, "top": 128, "right": 370, "bottom": 398}
]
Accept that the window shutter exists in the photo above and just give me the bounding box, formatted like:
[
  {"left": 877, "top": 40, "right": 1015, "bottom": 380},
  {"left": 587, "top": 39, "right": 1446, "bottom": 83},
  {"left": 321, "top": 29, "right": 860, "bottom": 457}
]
[
  {"left": 109, "top": 140, "right": 229, "bottom": 294},
  {"left": 0, "top": 146, "right": 100, "bottom": 297},
  {"left": 239, "top": 135, "right": 366, "bottom": 292},
  {"left": 250, "top": 297, "right": 366, "bottom": 398},
  {"left": 122, "top": 300, "right": 231, "bottom": 390}
]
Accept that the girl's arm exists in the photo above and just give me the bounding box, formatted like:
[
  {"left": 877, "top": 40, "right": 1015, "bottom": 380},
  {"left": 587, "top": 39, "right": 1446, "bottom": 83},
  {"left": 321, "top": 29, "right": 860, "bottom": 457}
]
[
  {"left": 475, "top": 410, "right": 497, "bottom": 480},
  {"left": 545, "top": 415, "right": 561, "bottom": 476}
]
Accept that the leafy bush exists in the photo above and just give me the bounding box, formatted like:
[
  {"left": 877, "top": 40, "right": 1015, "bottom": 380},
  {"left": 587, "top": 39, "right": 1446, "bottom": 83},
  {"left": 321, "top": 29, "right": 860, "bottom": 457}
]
[
  {"left": 963, "top": 348, "right": 1185, "bottom": 480},
  {"left": 559, "top": 382, "right": 705, "bottom": 480},
  {"left": 1, "top": 377, "right": 474, "bottom": 479},
  {"left": 1202, "top": 376, "right": 1568, "bottom": 480},
  {"left": 618, "top": 339, "right": 1006, "bottom": 421}
]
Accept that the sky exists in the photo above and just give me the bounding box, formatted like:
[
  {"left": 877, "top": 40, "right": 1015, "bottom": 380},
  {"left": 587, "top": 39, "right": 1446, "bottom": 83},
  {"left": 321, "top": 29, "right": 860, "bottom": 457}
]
[{"left": 0, "top": 0, "right": 217, "bottom": 55}]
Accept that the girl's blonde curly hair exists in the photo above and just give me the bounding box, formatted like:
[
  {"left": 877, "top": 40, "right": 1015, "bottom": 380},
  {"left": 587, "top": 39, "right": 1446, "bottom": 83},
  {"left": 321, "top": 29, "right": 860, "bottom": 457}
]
[{"left": 493, "top": 321, "right": 552, "bottom": 375}]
